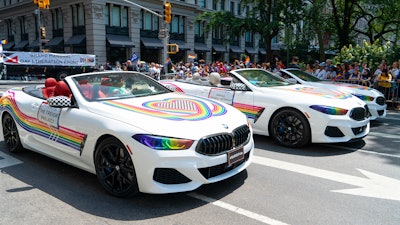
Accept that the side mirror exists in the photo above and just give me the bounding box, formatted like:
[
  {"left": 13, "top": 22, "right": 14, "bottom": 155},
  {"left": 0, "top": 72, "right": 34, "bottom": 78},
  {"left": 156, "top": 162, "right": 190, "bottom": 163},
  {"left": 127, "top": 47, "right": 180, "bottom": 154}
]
[
  {"left": 47, "top": 96, "right": 71, "bottom": 108},
  {"left": 230, "top": 83, "right": 247, "bottom": 91}
]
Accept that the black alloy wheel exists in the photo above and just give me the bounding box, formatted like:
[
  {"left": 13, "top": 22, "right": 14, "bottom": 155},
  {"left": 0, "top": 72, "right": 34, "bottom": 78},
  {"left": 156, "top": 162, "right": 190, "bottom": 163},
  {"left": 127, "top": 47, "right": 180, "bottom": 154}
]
[
  {"left": 94, "top": 137, "right": 139, "bottom": 197},
  {"left": 2, "top": 113, "right": 24, "bottom": 152},
  {"left": 270, "top": 109, "right": 311, "bottom": 148}
]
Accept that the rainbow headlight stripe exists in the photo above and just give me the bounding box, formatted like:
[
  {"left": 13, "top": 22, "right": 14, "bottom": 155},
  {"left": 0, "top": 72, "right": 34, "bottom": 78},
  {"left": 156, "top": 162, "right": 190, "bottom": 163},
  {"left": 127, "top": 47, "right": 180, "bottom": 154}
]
[
  {"left": 103, "top": 98, "right": 227, "bottom": 121},
  {"left": 1, "top": 94, "right": 86, "bottom": 151},
  {"left": 133, "top": 134, "right": 194, "bottom": 150},
  {"left": 354, "top": 94, "right": 374, "bottom": 102},
  {"left": 310, "top": 105, "right": 348, "bottom": 115},
  {"left": 233, "top": 102, "right": 264, "bottom": 120}
]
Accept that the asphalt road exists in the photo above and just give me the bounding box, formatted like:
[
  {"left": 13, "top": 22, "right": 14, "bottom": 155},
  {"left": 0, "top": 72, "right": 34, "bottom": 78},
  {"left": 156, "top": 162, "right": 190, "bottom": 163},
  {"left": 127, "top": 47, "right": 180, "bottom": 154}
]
[{"left": 1, "top": 82, "right": 399, "bottom": 225}]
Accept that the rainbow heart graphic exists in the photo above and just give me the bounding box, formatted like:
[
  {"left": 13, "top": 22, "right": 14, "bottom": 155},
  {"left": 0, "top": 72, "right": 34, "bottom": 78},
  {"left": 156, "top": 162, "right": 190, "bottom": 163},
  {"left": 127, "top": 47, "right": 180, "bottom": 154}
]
[{"left": 103, "top": 98, "right": 227, "bottom": 121}]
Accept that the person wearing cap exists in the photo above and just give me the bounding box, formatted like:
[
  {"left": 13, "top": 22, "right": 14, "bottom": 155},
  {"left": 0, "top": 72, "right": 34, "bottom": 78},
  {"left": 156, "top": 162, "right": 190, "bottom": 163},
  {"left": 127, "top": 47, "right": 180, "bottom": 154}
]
[{"left": 316, "top": 62, "right": 327, "bottom": 80}]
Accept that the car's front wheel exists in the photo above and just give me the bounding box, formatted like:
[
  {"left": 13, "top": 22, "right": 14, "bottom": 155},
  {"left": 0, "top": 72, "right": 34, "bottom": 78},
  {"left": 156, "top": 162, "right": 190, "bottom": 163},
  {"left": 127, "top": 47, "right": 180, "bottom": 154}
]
[
  {"left": 270, "top": 109, "right": 311, "bottom": 148},
  {"left": 94, "top": 137, "right": 139, "bottom": 197},
  {"left": 2, "top": 113, "right": 24, "bottom": 152}
]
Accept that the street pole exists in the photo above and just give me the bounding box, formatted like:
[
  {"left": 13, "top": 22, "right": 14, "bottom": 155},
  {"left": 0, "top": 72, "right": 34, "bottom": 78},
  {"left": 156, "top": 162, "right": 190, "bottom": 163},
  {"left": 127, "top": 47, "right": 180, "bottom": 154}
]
[
  {"left": 35, "top": 9, "right": 42, "bottom": 52},
  {"left": 162, "top": 0, "right": 169, "bottom": 73}
]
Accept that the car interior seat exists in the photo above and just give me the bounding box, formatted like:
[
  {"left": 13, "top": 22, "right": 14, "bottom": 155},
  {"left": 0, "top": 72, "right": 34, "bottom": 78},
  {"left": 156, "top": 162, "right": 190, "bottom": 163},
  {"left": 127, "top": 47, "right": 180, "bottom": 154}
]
[
  {"left": 42, "top": 77, "right": 58, "bottom": 98},
  {"left": 98, "top": 77, "right": 113, "bottom": 98},
  {"left": 54, "top": 81, "right": 72, "bottom": 97},
  {"left": 78, "top": 79, "right": 93, "bottom": 99}
]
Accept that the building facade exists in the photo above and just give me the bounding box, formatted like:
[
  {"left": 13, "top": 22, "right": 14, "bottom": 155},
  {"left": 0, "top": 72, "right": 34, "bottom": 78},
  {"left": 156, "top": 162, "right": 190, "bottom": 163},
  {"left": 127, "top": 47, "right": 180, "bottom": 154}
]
[{"left": 0, "top": 0, "right": 272, "bottom": 67}]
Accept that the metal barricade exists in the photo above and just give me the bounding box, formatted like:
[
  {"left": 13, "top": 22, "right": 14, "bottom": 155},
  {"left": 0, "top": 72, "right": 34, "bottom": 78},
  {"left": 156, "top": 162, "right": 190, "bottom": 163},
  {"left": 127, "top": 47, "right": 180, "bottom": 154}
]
[
  {"left": 334, "top": 79, "right": 399, "bottom": 109},
  {"left": 375, "top": 81, "right": 399, "bottom": 109}
]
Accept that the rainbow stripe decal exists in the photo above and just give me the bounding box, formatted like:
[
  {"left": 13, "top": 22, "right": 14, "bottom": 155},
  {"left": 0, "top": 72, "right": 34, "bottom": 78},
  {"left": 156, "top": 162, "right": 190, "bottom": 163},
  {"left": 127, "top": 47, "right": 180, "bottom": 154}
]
[
  {"left": 288, "top": 87, "right": 352, "bottom": 99},
  {"left": 233, "top": 102, "right": 264, "bottom": 120},
  {"left": 160, "top": 82, "right": 185, "bottom": 92},
  {"left": 332, "top": 82, "right": 372, "bottom": 90},
  {"left": 1, "top": 93, "right": 86, "bottom": 152},
  {"left": 103, "top": 98, "right": 227, "bottom": 121}
]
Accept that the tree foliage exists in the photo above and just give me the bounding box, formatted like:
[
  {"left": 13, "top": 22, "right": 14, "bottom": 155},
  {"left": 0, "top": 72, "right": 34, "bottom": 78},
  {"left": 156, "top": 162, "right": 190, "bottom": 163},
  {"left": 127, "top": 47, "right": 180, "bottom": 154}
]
[
  {"left": 333, "top": 39, "right": 393, "bottom": 70},
  {"left": 352, "top": 0, "right": 400, "bottom": 43}
]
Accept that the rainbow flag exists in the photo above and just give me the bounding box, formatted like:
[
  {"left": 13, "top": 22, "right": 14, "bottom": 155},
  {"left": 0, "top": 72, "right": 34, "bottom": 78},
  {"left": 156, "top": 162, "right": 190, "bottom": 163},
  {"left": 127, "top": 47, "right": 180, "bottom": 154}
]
[
  {"left": 1, "top": 39, "right": 8, "bottom": 45},
  {"left": 244, "top": 55, "right": 250, "bottom": 67},
  {"left": 188, "top": 54, "right": 197, "bottom": 60}
]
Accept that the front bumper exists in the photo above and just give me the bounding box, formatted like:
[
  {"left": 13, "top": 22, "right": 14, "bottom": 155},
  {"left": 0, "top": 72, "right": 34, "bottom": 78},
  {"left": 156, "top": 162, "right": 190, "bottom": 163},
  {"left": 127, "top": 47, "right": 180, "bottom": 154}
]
[{"left": 130, "top": 138, "right": 254, "bottom": 194}]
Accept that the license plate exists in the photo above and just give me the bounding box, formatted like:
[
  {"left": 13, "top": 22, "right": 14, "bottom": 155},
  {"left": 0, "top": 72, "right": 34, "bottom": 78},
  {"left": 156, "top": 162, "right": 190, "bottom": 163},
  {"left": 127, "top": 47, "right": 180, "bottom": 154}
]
[{"left": 227, "top": 147, "right": 244, "bottom": 166}]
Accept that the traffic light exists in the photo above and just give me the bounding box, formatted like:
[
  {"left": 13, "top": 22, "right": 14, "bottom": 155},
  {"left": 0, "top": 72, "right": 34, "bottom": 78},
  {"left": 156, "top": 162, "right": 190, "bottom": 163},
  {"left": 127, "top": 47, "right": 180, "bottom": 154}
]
[
  {"left": 43, "top": 0, "right": 50, "bottom": 9},
  {"left": 167, "top": 44, "right": 179, "bottom": 54},
  {"left": 37, "top": 0, "right": 50, "bottom": 9},
  {"left": 40, "top": 27, "right": 46, "bottom": 39},
  {"left": 163, "top": 2, "right": 171, "bottom": 24}
]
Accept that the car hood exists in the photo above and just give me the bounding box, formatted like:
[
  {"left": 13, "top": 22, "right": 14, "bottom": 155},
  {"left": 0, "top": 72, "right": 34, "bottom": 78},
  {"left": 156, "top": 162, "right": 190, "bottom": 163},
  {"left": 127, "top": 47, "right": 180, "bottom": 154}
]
[
  {"left": 266, "top": 84, "right": 366, "bottom": 108},
  {"left": 86, "top": 92, "right": 248, "bottom": 139},
  {"left": 309, "top": 81, "right": 383, "bottom": 97}
]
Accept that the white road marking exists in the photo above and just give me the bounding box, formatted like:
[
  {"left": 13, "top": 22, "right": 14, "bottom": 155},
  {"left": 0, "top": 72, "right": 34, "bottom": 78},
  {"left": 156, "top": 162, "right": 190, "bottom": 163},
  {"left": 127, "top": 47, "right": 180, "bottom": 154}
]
[
  {"left": 368, "top": 131, "right": 399, "bottom": 139},
  {"left": 187, "top": 192, "right": 290, "bottom": 225},
  {"left": 0, "top": 151, "right": 23, "bottom": 169},
  {"left": 253, "top": 155, "right": 400, "bottom": 201}
]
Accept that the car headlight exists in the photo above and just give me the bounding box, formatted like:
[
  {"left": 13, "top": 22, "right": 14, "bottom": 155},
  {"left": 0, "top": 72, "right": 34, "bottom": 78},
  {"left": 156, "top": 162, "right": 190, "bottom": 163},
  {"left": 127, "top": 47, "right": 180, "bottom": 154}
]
[
  {"left": 354, "top": 94, "right": 374, "bottom": 102},
  {"left": 309, "top": 105, "right": 348, "bottom": 115},
  {"left": 133, "top": 134, "right": 194, "bottom": 150}
]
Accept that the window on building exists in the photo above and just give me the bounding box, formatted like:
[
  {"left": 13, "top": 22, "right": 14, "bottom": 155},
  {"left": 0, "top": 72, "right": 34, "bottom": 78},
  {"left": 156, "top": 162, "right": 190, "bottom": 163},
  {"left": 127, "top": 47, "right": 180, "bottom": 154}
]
[
  {"left": 213, "top": 1, "right": 217, "bottom": 10},
  {"left": 71, "top": 4, "right": 85, "bottom": 28},
  {"left": 195, "top": 21, "right": 205, "bottom": 43},
  {"left": 105, "top": 4, "right": 129, "bottom": 28},
  {"left": 230, "top": 2, "right": 235, "bottom": 13},
  {"left": 170, "top": 16, "right": 185, "bottom": 40},
  {"left": 112, "top": 6, "right": 121, "bottom": 27},
  {"left": 200, "top": 0, "right": 206, "bottom": 8},
  {"left": 6, "top": 19, "right": 12, "bottom": 37},
  {"left": 212, "top": 27, "right": 223, "bottom": 39},
  {"left": 19, "top": 16, "right": 28, "bottom": 40},
  {"left": 221, "top": 0, "right": 225, "bottom": 11},
  {"left": 141, "top": 11, "right": 154, "bottom": 30},
  {"left": 245, "top": 31, "right": 253, "bottom": 47},
  {"left": 52, "top": 8, "right": 63, "bottom": 36}
]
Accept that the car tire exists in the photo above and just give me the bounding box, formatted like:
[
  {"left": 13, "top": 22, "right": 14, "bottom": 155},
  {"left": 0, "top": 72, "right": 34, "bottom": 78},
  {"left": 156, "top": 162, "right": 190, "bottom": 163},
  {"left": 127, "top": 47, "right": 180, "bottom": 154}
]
[
  {"left": 2, "top": 113, "right": 24, "bottom": 152},
  {"left": 94, "top": 137, "right": 139, "bottom": 197},
  {"left": 270, "top": 108, "right": 311, "bottom": 148}
]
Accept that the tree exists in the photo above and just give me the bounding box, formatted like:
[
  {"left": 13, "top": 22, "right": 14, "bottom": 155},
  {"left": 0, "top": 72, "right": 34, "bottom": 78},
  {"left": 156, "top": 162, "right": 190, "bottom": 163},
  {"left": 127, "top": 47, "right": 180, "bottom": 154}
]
[
  {"left": 196, "top": 0, "right": 305, "bottom": 63},
  {"left": 304, "top": 0, "right": 332, "bottom": 61},
  {"left": 330, "top": 0, "right": 358, "bottom": 49},
  {"left": 352, "top": 0, "right": 400, "bottom": 43}
]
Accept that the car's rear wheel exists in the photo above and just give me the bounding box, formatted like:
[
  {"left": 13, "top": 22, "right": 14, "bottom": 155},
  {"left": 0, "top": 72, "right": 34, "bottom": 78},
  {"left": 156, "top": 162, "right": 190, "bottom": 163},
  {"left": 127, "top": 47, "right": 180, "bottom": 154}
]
[
  {"left": 270, "top": 109, "right": 310, "bottom": 148},
  {"left": 2, "top": 113, "right": 24, "bottom": 152},
  {"left": 94, "top": 137, "right": 139, "bottom": 197}
]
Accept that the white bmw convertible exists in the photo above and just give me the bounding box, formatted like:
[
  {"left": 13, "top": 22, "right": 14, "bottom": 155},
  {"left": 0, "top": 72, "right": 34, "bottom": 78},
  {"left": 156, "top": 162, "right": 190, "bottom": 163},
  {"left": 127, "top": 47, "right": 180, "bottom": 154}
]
[
  {"left": 161, "top": 68, "right": 371, "bottom": 148},
  {"left": 279, "top": 68, "right": 386, "bottom": 120},
  {"left": 0, "top": 71, "right": 254, "bottom": 197}
]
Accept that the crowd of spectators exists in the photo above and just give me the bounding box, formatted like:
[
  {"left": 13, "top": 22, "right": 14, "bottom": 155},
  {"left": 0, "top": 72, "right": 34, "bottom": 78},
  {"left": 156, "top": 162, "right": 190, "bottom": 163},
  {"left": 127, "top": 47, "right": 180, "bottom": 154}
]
[{"left": 101, "top": 55, "right": 400, "bottom": 102}]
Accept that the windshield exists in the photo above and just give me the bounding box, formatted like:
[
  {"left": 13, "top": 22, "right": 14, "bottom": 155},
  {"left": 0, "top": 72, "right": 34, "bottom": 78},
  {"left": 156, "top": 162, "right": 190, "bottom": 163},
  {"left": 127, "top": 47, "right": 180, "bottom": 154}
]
[
  {"left": 234, "top": 69, "right": 291, "bottom": 87},
  {"left": 287, "top": 69, "right": 321, "bottom": 82},
  {"left": 71, "top": 72, "right": 171, "bottom": 101}
]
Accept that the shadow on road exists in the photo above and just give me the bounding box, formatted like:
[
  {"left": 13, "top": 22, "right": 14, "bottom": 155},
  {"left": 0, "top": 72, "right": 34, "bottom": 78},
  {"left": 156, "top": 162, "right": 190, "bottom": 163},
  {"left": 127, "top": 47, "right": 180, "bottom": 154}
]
[{"left": 0, "top": 145, "right": 248, "bottom": 221}]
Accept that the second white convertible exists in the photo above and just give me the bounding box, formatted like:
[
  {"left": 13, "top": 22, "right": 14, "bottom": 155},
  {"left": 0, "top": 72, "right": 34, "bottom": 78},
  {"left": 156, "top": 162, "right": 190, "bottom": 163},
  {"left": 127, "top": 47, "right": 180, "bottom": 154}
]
[{"left": 161, "top": 68, "right": 371, "bottom": 148}]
